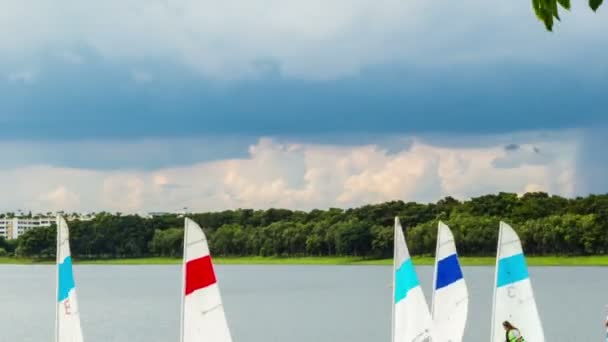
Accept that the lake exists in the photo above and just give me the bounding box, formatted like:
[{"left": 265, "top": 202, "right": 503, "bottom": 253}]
[{"left": 0, "top": 265, "right": 605, "bottom": 341}]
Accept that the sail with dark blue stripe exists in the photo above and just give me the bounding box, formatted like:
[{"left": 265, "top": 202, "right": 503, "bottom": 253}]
[
  {"left": 432, "top": 222, "right": 468, "bottom": 342},
  {"left": 435, "top": 254, "right": 464, "bottom": 290}
]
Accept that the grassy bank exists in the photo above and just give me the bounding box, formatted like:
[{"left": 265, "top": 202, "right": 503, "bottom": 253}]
[{"left": 2, "top": 255, "right": 608, "bottom": 266}]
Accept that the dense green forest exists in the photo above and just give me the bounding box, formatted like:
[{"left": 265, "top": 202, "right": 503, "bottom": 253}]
[{"left": 1, "top": 192, "right": 607, "bottom": 259}]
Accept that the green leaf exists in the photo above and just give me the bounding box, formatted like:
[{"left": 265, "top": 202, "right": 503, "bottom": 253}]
[
  {"left": 557, "top": 0, "right": 571, "bottom": 10},
  {"left": 551, "top": 0, "right": 561, "bottom": 20},
  {"left": 590, "top": 0, "right": 603, "bottom": 11},
  {"left": 541, "top": 9, "right": 554, "bottom": 31},
  {"left": 533, "top": 0, "right": 545, "bottom": 20},
  {"left": 538, "top": 0, "right": 559, "bottom": 21},
  {"left": 532, "top": 0, "right": 554, "bottom": 30}
]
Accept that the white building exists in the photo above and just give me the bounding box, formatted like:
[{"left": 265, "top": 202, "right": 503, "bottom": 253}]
[{"left": 0, "top": 216, "right": 55, "bottom": 239}]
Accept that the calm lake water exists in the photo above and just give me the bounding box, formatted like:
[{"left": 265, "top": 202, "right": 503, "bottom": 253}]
[{"left": 0, "top": 265, "right": 606, "bottom": 342}]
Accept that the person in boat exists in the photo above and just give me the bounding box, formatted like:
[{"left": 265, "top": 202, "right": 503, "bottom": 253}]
[{"left": 502, "top": 321, "right": 524, "bottom": 342}]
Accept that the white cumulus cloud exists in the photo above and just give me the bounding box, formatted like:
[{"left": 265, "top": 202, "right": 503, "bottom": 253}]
[
  {"left": 0, "top": 134, "right": 578, "bottom": 213},
  {"left": 37, "top": 186, "right": 80, "bottom": 211}
]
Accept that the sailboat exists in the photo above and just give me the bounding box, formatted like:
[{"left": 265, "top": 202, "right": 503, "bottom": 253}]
[
  {"left": 392, "top": 216, "right": 440, "bottom": 342},
  {"left": 490, "top": 221, "right": 544, "bottom": 342},
  {"left": 181, "top": 217, "right": 232, "bottom": 342},
  {"left": 431, "top": 221, "right": 468, "bottom": 342},
  {"left": 56, "top": 215, "right": 84, "bottom": 342}
]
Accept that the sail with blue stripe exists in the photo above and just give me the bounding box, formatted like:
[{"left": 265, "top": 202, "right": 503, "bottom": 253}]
[
  {"left": 56, "top": 215, "right": 84, "bottom": 342},
  {"left": 490, "top": 221, "right": 544, "bottom": 342},
  {"left": 431, "top": 221, "right": 468, "bottom": 342},
  {"left": 392, "top": 217, "right": 442, "bottom": 342}
]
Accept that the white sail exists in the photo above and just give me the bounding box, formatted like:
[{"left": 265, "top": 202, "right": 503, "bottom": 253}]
[
  {"left": 431, "top": 221, "right": 468, "bottom": 342},
  {"left": 393, "top": 217, "right": 440, "bottom": 342},
  {"left": 490, "top": 221, "right": 544, "bottom": 342},
  {"left": 181, "top": 218, "right": 232, "bottom": 342},
  {"left": 56, "top": 215, "right": 84, "bottom": 342}
]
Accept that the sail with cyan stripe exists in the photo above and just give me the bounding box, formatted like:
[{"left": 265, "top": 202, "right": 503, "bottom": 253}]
[
  {"left": 56, "top": 215, "right": 84, "bottom": 342},
  {"left": 490, "top": 221, "right": 544, "bottom": 342},
  {"left": 180, "top": 218, "right": 232, "bottom": 342},
  {"left": 392, "top": 216, "right": 440, "bottom": 342}
]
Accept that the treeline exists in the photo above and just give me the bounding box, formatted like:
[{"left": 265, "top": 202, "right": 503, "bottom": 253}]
[{"left": 3, "top": 192, "right": 608, "bottom": 259}]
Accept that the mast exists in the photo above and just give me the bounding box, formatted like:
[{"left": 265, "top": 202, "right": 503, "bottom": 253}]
[
  {"left": 391, "top": 217, "right": 397, "bottom": 342},
  {"left": 55, "top": 215, "right": 60, "bottom": 342},
  {"left": 431, "top": 221, "right": 441, "bottom": 317},
  {"left": 489, "top": 223, "right": 503, "bottom": 342},
  {"left": 179, "top": 217, "right": 188, "bottom": 342}
]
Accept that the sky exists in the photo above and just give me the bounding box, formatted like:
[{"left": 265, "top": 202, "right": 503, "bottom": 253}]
[{"left": 1, "top": 0, "right": 607, "bottom": 213}]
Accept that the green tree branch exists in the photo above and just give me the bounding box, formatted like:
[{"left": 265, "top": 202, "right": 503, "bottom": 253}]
[{"left": 534, "top": 0, "right": 602, "bottom": 31}]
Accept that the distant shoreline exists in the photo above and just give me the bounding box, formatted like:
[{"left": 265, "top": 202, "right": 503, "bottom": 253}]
[{"left": 1, "top": 255, "right": 608, "bottom": 266}]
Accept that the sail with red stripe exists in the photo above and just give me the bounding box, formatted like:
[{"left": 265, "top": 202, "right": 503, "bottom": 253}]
[{"left": 180, "top": 218, "right": 232, "bottom": 342}]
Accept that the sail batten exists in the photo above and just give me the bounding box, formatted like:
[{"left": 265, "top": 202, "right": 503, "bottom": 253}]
[
  {"left": 181, "top": 218, "right": 233, "bottom": 342},
  {"left": 490, "top": 221, "right": 545, "bottom": 342}
]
